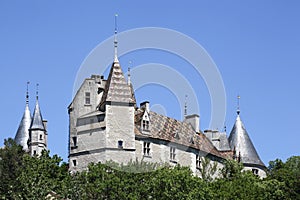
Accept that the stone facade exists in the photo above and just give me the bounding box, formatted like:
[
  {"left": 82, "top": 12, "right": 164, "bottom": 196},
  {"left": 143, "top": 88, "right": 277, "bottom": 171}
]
[{"left": 68, "top": 55, "right": 266, "bottom": 178}]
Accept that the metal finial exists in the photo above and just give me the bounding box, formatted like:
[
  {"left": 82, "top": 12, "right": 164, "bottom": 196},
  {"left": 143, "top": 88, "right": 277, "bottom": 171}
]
[
  {"left": 114, "top": 13, "right": 118, "bottom": 62},
  {"left": 128, "top": 61, "right": 131, "bottom": 85},
  {"left": 36, "top": 83, "right": 39, "bottom": 100},
  {"left": 184, "top": 95, "right": 188, "bottom": 117},
  {"left": 237, "top": 95, "right": 240, "bottom": 115},
  {"left": 26, "top": 81, "right": 30, "bottom": 104}
]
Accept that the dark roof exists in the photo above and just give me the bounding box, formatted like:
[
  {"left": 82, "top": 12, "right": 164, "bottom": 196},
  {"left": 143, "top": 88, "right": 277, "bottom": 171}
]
[
  {"left": 228, "top": 114, "right": 265, "bottom": 167},
  {"left": 30, "top": 99, "right": 45, "bottom": 130},
  {"left": 135, "top": 109, "right": 226, "bottom": 158},
  {"left": 99, "top": 61, "right": 136, "bottom": 110}
]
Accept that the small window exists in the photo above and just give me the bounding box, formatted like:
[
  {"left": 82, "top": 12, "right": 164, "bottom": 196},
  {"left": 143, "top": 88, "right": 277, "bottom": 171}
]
[
  {"left": 252, "top": 168, "right": 259, "bottom": 175},
  {"left": 39, "top": 134, "right": 43, "bottom": 140},
  {"left": 85, "top": 92, "right": 90, "bottom": 105},
  {"left": 142, "top": 120, "right": 149, "bottom": 131},
  {"left": 170, "top": 147, "right": 176, "bottom": 161},
  {"left": 72, "top": 136, "right": 77, "bottom": 147},
  {"left": 118, "top": 140, "right": 123, "bottom": 148},
  {"left": 143, "top": 142, "right": 151, "bottom": 156},
  {"left": 72, "top": 160, "right": 77, "bottom": 167},
  {"left": 196, "top": 154, "right": 201, "bottom": 169},
  {"left": 33, "top": 150, "right": 37, "bottom": 155}
]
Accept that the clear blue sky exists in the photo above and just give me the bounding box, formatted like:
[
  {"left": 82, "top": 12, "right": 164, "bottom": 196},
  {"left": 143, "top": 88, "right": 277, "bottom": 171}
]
[{"left": 1, "top": 1, "right": 299, "bottom": 165}]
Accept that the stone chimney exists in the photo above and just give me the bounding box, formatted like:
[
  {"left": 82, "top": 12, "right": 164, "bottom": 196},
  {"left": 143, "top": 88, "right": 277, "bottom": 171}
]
[
  {"left": 140, "top": 101, "right": 150, "bottom": 112},
  {"left": 184, "top": 114, "right": 200, "bottom": 132}
]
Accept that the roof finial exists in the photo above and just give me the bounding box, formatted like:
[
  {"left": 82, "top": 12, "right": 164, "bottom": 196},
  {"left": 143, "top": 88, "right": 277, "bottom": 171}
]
[
  {"left": 237, "top": 95, "right": 240, "bottom": 115},
  {"left": 128, "top": 61, "right": 131, "bottom": 85},
  {"left": 26, "top": 81, "right": 30, "bottom": 104},
  {"left": 184, "top": 94, "right": 188, "bottom": 117},
  {"left": 114, "top": 13, "right": 118, "bottom": 62},
  {"left": 36, "top": 83, "right": 39, "bottom": 100}
]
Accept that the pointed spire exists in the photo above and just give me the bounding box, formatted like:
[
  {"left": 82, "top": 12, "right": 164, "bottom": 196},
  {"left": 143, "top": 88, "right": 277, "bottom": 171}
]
[
  {"left": 26, "top": 81, "right": 29, "bottom": 104},
  {"left": 237, "top": 95, "right": 240, "bottom": 115},
  {"left": 228, "top": 109, "right": 265, "bottom": 167},
  {"left": 15, "top": 82, "right": 32, "bottom": 151},
  {"left": 127, "top": 61, "right": 131, "bottom": 85},
  {"left": 184, "top": 95, "right": 188, "bottom": 117},
  {"left": 30, "top": 84, "right": 45, "bottom": 130},
  {"left": 114, "top": 13, "right": 119, "bottom": 63}
]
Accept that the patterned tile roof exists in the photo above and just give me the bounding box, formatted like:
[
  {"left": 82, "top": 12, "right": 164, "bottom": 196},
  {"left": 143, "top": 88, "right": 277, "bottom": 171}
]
[
  {"left": 99, "top": 61, "right": 136, "bottom": 110},
  {"left": 135, "top": 109, "right": 227, "bottom": 159}
]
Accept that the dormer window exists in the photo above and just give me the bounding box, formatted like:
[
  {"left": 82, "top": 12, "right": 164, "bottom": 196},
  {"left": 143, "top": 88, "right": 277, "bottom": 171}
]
[
  {"left": 85, "top": 92, "right": 90, "bottom": 105},
  {"left": 142, "top": 120, "right": 149, "bottom": 131}
]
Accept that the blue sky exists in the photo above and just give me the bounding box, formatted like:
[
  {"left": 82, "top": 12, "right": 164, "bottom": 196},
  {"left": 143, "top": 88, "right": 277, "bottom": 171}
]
[{"left": 0, "top": 1, "right": 299, "bottom": 165}]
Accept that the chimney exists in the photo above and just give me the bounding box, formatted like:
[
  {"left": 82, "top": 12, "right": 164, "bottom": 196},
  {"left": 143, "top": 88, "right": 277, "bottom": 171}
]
[
  {"left": 184, "top": 114, "right": 200, "bottom": 132},
  {"left": 140, "top": 101, "right": 150, "bottom": 112}
]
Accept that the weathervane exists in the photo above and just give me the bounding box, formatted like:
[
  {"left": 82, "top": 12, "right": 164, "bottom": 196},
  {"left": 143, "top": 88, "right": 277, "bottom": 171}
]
[{"left": 237, "top": 95, "right": 240, "bottom": 115}]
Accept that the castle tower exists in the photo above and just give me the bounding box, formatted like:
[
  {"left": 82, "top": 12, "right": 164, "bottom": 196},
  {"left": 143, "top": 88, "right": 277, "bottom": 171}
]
[
  {"left": 98, "top": 15, "right": 136, "bottom": 163},
  {"left": 228, "top": 97, "right": 266, "bottom": 177},
  {"left": 28, "top": 86, "right": 47, "bottom": 156},
  {"left": 14, "top": 82, "right": 31, "bottom": 151}
]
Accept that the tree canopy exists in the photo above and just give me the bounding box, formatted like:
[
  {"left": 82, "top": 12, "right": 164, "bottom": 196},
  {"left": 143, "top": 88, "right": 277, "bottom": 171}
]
[{"left": 0, "top": 138, "right": 299, "bottom": 199}]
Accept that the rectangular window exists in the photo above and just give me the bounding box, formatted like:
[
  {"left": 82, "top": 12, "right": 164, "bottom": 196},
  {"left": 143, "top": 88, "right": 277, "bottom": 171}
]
[
  {"left": 72, "top": 136, "right": 77, "bottom": 147},
  {"left": 170, "top": 147, "right": 176, "bottom": 161},
  {"left": 142, "top": 120, "right": 149, "bottom": 131},
  {"left": 143, "top": 142, "right": 151, "bottom": 156},
  {"left": 85, "top": 92, "right": 90, "bottom": 105},
  {"left": 72, "top": 159, "right": 77, "bottom": 167},
  {"left": 39, "top": 134, "right": 43, "bottom": 140},
  {"left": 118, "top": 140, "right": 123, "bottom": 148},
  {"left": 196, "top": 154, "right": 201, "bottom": 169}
]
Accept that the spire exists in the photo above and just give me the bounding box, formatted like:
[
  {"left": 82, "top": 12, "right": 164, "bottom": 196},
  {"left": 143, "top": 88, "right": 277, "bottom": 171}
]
[
  {"left": 30, "top": 84, "right": 45, "bottom": 130},
  {"left": 114, "top": 13, "right": 119, "bottom": 63},
  {"left": 127, "top": 61, "right": 131, "bottom": 85},
  {"left": 228, "top": 110, "right": 265, "bottom": 167},
  {"left": 184, "top": 95, "right": 188, "bottom": 117},
  {"left": 237, "top": 95, "right": 240, "bottom": 115},
  {"left": 15, "top": 82, "right": 32, "bottom": 151}
]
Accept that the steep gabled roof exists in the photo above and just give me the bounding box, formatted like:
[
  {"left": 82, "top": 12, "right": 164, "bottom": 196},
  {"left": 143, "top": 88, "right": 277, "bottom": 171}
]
[
  {"left": 99, "top": 60, "right": 136, "bottom": 110},
  {"left": 30, "top": 98, "right": 45, "bottom": 130},
  {"left": 228, "top": 114, "right": 265, "bottom": 167},
  {"left": 15, "top": 102, "right": 31, "bottom": 151},
  {"left": 135, "top": 109, "right": 225, "bottom": 159}
]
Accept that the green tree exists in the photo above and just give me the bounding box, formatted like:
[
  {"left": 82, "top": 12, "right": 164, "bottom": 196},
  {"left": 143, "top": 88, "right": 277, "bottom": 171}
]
[
  {"left": 0, "top": 138, "right": 25, "bottom": 199},
  {"left": 17, "top": 150, "right": 68, "bottom": 199}
]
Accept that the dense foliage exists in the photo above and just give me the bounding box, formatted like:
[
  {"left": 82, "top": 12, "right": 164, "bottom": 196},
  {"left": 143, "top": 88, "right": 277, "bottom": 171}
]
[{"left": 0, "top": 138, "right": 299, "bottom": 199}]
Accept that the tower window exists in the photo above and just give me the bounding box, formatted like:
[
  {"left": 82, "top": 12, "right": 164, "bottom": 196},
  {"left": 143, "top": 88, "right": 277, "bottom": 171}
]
[
  {"left": 196, "top": 154, "right": 201, "bottom": 169},
  {"left": 142, "top": 120, "right": 149, "bottom": 131},
  {"left": 72, "top": 160, "right": 77, "bottom": 167},
  {"left": 72, "top": 136, "right": 77, "bottom": 147},
  {"left": 143, "top": 142, "right": 151, "bottom": 156},
  {"left": 118, "top": 140, "right": 123, "bottom": 148},
  {"left": 170, "top": 147, "right": 176, "bottom": 161},
  {"left": 85, "top": 92, "right": 90, "bottom": 105},
  {"left": 33, "top": 150, "right": 37, "bottom": 155},
  {"left": 39, "top": 134, "right": 43, "bottom": 140}
]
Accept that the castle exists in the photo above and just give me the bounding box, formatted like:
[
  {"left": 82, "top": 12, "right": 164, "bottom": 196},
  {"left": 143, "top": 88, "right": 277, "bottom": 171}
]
[
  {"left": 14, "top": 84, "right": 48, "bottom": 156},
  {"left": 14, "top": 29, "right": 266, "bottom": 178}
]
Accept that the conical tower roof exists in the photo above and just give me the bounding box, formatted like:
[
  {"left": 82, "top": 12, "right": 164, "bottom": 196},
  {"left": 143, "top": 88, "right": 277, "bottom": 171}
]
[
  {"left": 228, "top": 113, "right": 265, "bottom": 167},
  {"left": 30, "top": 97, "right": 45, "bottom": 130},
  {"left": 15, "top": 101, "right": 31, "bottom": 151}
]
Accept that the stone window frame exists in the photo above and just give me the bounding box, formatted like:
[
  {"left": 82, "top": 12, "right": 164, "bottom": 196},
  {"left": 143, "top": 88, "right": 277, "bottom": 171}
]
[
  {"left": 196, "top": 154, "right": 201, "bottom": 169},
  {"left": 85, "top": 92, "right": 91, "bottom": 105},
  {"left": 170, "top": 146, "right": 176, "bottom": 162},
  {"left": 143, "top": 141, "right": 151, "bottom": 157}
]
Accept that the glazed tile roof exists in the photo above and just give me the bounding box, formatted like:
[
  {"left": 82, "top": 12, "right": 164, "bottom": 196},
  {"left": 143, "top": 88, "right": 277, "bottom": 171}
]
[
  {"left": 135, "top": 109, "right": 227, "bottom": 159},
  {"left": 99, "top": 61, "right": 136, "bottom": 109}
]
